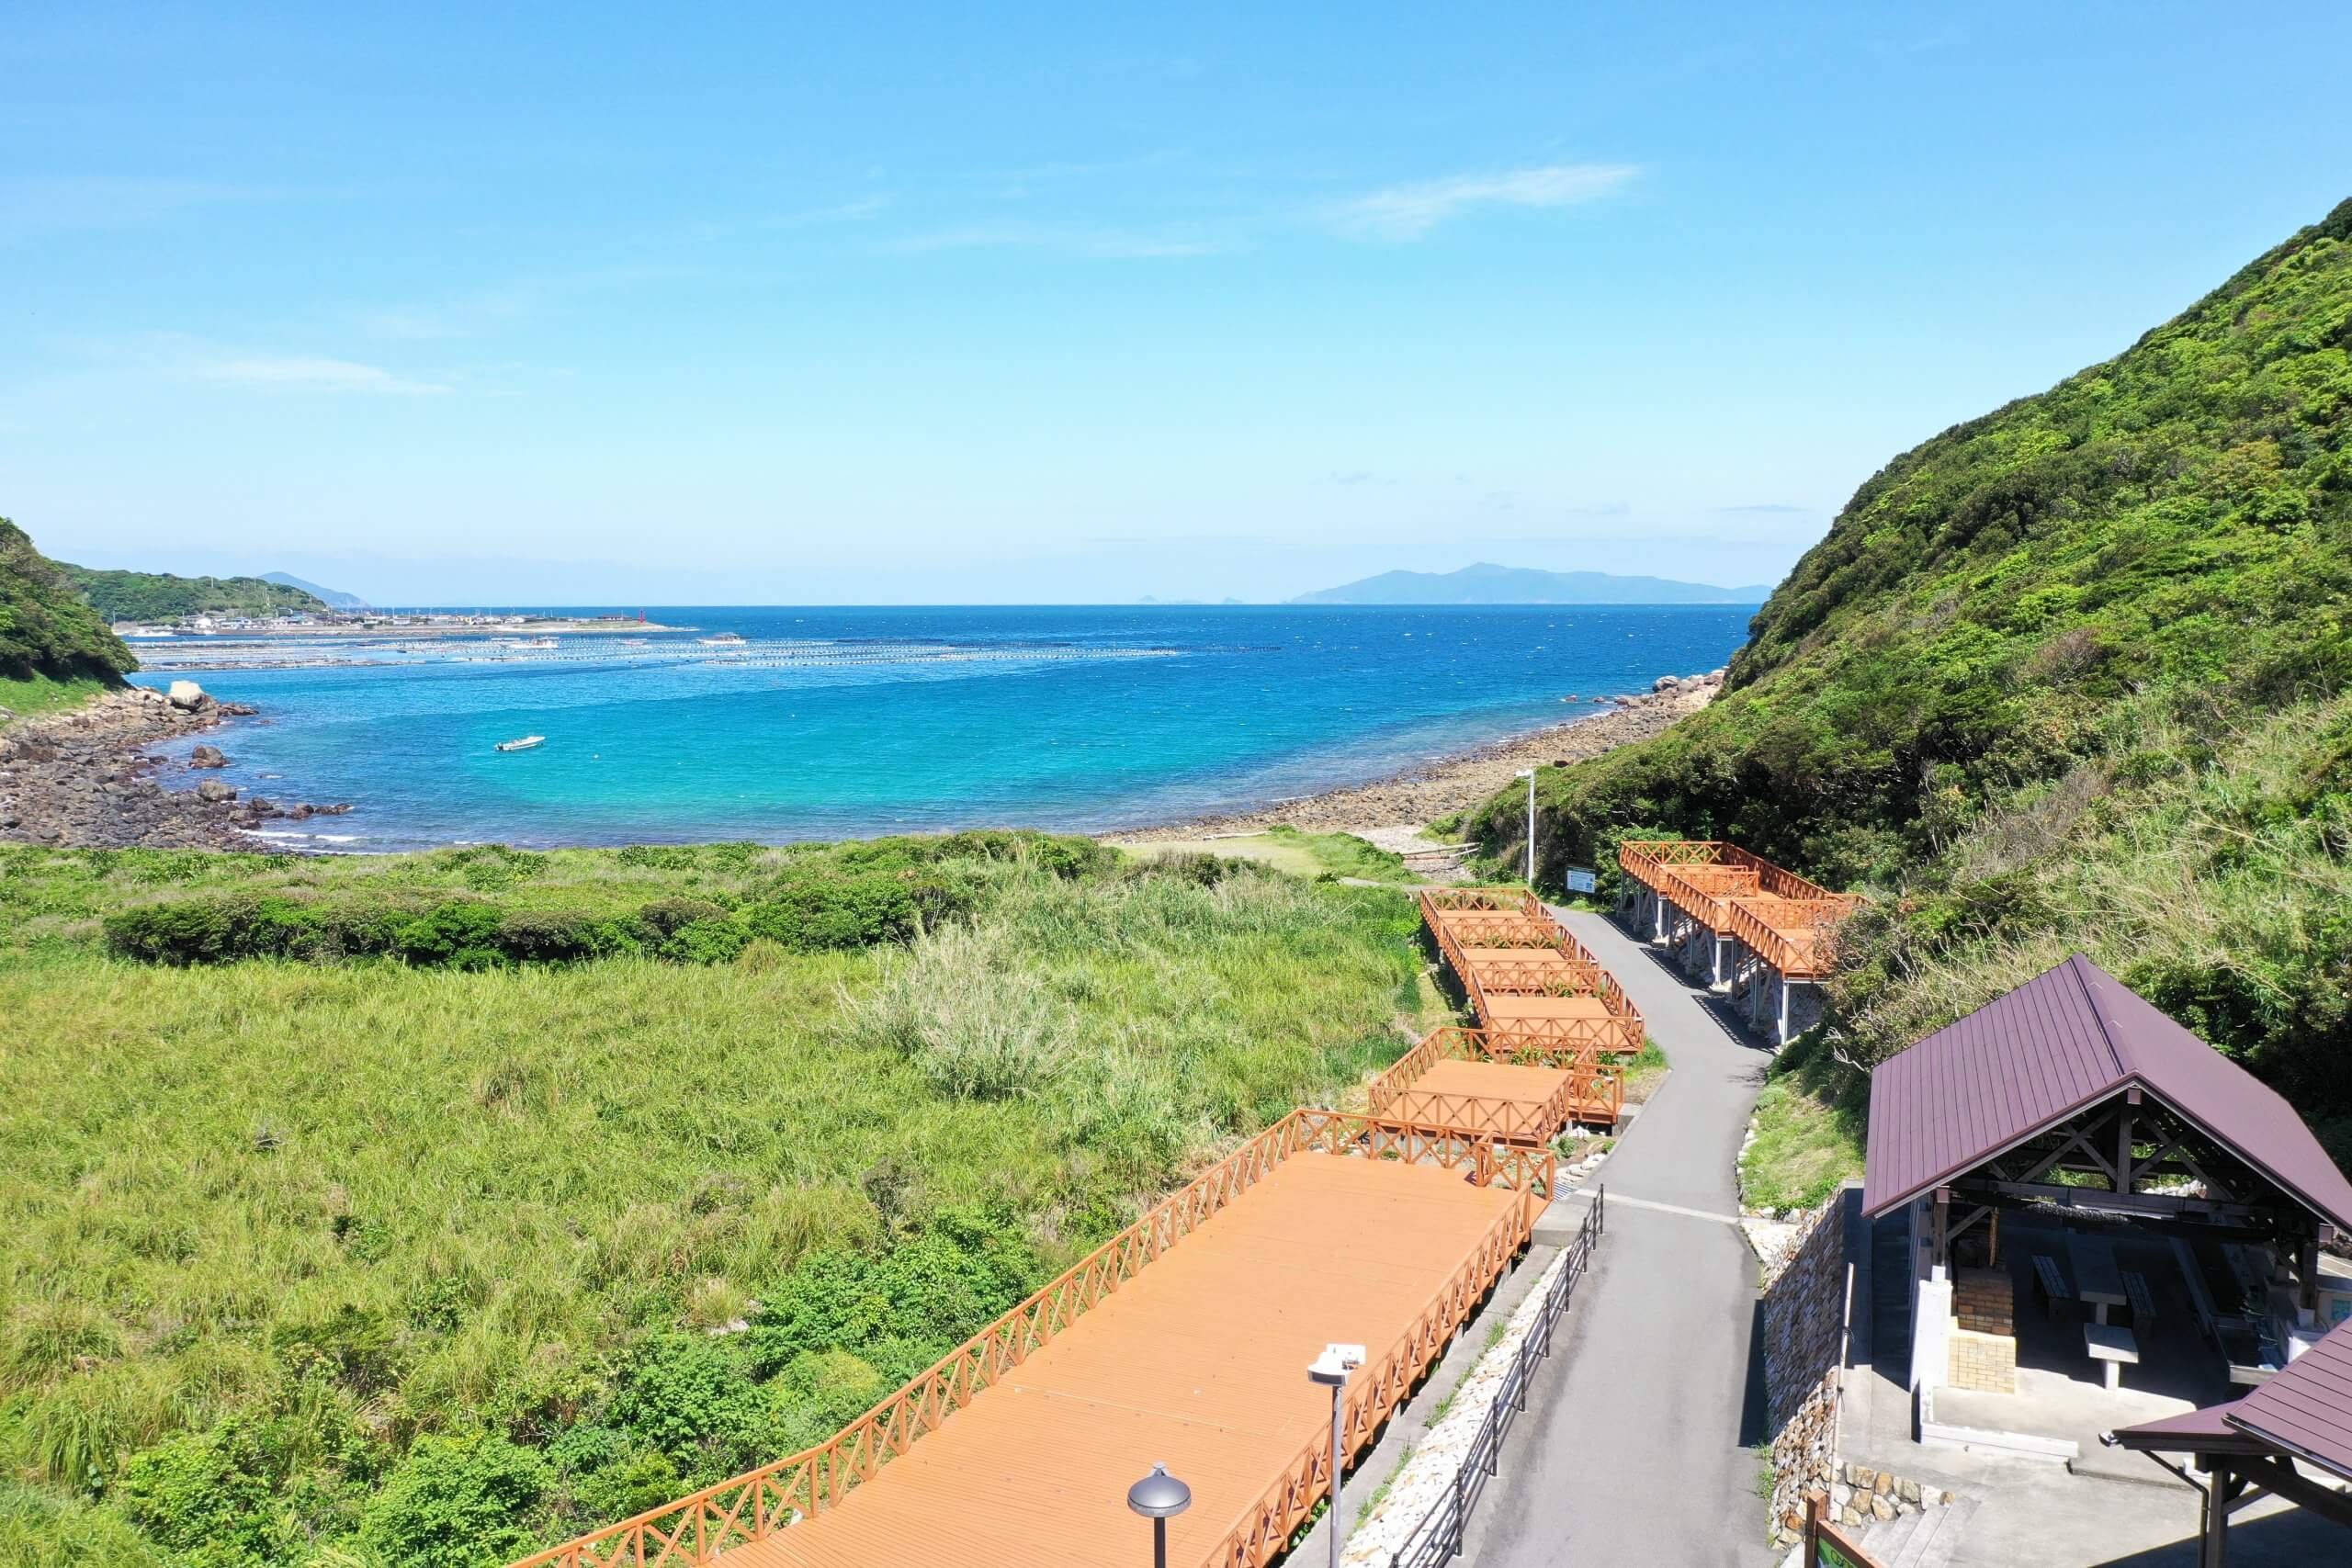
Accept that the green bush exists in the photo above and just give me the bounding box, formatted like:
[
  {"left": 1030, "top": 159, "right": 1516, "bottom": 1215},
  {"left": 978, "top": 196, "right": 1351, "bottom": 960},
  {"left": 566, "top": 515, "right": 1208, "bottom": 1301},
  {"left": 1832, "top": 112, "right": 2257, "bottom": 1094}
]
[
  {"left": 115, "top": 1422, "right": 277, "bottom": 1567},
  {"left": 741, "top": 873, "right": 924, "bottom": 951},
  {"left": 747, "top": 1207, "right": 1041, "bottom": 1386},
  {"left": 391, "top": 902, "right": 510, "bottom": 970},
  {"left": 605, "top": 1334, "right": 776, "bottom": 1482},
  {"left": 357, "top": 1432, "right": 550, "bottom": 1568}
]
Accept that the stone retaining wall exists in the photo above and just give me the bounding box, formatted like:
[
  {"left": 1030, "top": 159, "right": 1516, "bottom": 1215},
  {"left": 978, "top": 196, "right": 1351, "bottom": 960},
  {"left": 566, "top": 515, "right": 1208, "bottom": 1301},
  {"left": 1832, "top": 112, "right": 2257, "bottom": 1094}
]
[{"left": 1759, "top": 1194, "right": 1850, "bottom": 1543}]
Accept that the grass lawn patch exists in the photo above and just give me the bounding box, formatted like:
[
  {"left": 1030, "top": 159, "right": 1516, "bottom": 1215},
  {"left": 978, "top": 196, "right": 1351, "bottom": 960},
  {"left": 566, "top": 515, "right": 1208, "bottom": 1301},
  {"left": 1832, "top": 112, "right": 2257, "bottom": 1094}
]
[
  {"left": 1623, "top": 1035, "right": 1670, "bottom": 1104},
  {"left": 1739, "top": 1032, "right": 1868, "bottom": 1212},
  {"left": 1114, "top": 826, "right": 1411, "bottom": 883},
  {"left": 0, "top": 672, "right": 113, "bottom": 727}
]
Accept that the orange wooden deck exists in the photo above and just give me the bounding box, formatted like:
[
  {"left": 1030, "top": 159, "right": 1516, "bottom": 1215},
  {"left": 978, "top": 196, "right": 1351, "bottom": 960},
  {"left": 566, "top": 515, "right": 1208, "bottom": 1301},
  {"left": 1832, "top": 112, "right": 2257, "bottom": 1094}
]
[
  {"left": 1616, "top": 840, "right": 1859, "bottom": 977},
  {"left": 1419, "top": 889, "right": 1645, "bottom": 1057},
  {"left": 1480, "top": 992, "right": 1608, "bottom": 1023},
  {"left": 727, "top": 1156, "right": 1520, "bottom": 1568},
  {"left": 1365, "top": 1028, "right": 1623, "bottom": 1137}
]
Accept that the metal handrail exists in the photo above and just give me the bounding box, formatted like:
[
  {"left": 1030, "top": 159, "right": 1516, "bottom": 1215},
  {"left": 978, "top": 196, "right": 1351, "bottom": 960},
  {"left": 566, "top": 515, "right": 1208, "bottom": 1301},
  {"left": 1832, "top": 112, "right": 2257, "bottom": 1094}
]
[{"left": 1386, "top": 1187, "right": 1608, "bottom": 1568}]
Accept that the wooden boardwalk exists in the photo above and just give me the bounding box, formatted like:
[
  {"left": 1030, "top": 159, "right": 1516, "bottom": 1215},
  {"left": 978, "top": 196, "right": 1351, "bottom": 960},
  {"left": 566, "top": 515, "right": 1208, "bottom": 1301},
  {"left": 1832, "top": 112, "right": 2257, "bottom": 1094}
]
[
  {"left": 1614, "top": 840, "right": 1857, "bottom": 981},
  {"left": 739, "top": 1156, "right": 1517, "bottom": 1568},
  {"left": 1419, "top": 888, "right": 1645, "bottom": 1058},
  {"left": 1367, "top": 1026, "right": 1623, "bottom": 1140},
  {"left": 512, "top": 1112, "right": 1552, "bottom": 1568}
]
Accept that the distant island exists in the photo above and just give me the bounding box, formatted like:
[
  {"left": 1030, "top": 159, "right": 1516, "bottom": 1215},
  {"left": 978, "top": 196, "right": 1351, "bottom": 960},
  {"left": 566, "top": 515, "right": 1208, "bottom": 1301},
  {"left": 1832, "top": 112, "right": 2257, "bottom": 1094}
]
[
  {"left": 1292, "top": 562, "right": 1774, "bottom": 605},
  {"left": 261, "top": 570, "right": 369, "bottom": 609}
]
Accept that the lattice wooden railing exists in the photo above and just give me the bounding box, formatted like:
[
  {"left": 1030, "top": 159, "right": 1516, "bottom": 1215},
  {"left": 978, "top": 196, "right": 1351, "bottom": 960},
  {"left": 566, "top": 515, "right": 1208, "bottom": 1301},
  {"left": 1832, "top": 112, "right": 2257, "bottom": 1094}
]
[
  {"left": 1466, "top": 955, "right": 1611, "bottom": 996},
  {"left": 507, "top": 1108, "right": 1548, "bottom": 1568},
  {"left": 1616, "top": 839, "right": 1754, "bottom": 890},
  {"left": 1366, "top": 1029, "right": 1624, "bottom": 1137},
  {"left": 1727, "top": 894, "right": 1860, "bottom": 979},
  {"left": 1475, "top": 1010, "right": 1645, "bottom": 1058},
  {"left": 1419, "top": 886, "right": 1545, "bottom": 919},
  {"left": 1652, "top": 863, "right": 1765, "bottom": 931},
  {"left": 1462, "top": 964, "right": 1641, "bottom": 1055}
]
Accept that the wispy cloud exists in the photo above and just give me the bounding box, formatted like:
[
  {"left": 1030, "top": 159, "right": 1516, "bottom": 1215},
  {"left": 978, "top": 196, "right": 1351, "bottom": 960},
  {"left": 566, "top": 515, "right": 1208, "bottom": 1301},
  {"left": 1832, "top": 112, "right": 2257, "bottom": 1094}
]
[
  {"left": 198, "top": 355, "right": 450, "bottom": 395},
  {"left": 1326, "top": 163, "right": 1640, "bottom": 242}
]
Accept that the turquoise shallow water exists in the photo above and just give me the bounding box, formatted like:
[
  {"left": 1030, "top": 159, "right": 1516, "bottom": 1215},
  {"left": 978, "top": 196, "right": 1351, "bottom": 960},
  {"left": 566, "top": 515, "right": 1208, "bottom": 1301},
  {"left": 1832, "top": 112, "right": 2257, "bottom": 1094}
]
[{"left": 126, "top": 604, "right": 1754, "bottom": 851}]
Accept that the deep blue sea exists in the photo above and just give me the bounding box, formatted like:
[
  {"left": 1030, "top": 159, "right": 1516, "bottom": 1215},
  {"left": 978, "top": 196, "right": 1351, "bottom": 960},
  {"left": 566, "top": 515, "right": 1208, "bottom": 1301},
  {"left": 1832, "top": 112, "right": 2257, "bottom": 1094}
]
[{"left": 125, "top": 605, "right": 1753, "bottom": 851}]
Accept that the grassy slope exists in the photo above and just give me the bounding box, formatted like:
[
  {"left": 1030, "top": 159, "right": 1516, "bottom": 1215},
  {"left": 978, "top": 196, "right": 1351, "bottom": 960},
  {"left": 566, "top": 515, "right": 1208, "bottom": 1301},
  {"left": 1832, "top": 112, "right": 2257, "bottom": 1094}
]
[
  {"left": 1463, "top": 197, "right": 2352, "bottom": 1206},
  {"left": 0, "top": 841, "right": 1428, "bottom": 1564}
]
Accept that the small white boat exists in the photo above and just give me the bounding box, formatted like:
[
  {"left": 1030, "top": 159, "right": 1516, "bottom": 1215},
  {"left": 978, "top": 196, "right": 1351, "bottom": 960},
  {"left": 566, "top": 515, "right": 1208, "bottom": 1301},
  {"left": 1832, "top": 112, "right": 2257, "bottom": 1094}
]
[
  {"left": 698, "top": 632, "right": 745, "bottom": 647},
  {"left": 495, "top": 735, "right": 546, "bottom": 752}
]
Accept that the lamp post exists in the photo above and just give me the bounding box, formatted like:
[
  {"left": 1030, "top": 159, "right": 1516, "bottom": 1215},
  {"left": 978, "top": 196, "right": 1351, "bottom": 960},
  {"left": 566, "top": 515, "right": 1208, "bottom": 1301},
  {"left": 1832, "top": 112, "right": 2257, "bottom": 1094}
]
[
  {"left": 1308, "top": 1343, "right": 1366, "bottom": 1568},
  {"left": 1514, "top": 768, "right": 1536, "bottom": 888},
  {"left": 1127, "top": 1463, "right": 1192, "bottom": 1568}
]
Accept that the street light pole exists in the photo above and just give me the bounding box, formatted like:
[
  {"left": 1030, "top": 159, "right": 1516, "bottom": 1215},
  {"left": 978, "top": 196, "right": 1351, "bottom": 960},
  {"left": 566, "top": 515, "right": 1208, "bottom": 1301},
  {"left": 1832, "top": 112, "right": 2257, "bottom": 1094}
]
[
  {"left": 1515, "top": 768, "right": 1536, "bottom": 888},
  {"left": 1308, "top": 1342, "right": 1366, "bottom": 1568},
  {"left": 1127, "top": 1463, "right": 1191, "bottom": 1568}
]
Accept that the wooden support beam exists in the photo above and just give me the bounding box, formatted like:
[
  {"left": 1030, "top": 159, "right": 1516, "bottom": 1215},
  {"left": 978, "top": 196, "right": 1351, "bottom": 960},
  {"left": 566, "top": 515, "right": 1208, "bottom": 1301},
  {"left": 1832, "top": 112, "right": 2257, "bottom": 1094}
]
[
  {"left": 1951, "top": 1178, "right": 2274, "bottom": 1223},
  {"left": 2233, "top": 1455, "right": 2352, "bottom": 1530}
]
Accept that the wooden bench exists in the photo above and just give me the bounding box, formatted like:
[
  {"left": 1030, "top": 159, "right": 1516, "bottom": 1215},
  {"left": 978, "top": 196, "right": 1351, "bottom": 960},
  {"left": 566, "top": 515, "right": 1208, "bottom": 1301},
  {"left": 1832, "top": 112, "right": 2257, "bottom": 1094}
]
[
  {"left": 2085, "top": 1322, "right": 2141, "bottom": 1391},
  {"left": 2032, "top": 1254, "right": 2075, "bottom": 1320},
  {"left": 2124, "top": 1269, "right": 2157, "bottom": 1331}
]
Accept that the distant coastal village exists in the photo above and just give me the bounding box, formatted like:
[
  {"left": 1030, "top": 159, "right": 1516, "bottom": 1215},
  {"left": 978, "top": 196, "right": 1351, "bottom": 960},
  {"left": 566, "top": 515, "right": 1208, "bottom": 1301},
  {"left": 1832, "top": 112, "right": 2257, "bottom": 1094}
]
[{"left": 109, "top": 608, "right": 673, "bottom": 640}]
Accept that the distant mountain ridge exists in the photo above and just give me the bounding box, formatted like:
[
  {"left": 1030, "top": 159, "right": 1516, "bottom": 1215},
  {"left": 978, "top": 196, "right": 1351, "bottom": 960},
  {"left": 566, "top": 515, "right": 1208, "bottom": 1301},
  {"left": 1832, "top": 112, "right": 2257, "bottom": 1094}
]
[
  {"left": 262, "top": 571, "right": 368, "bottom": 609},
  {"left": 1292, "top": 563, "right": 1773, "bottom": 605}
]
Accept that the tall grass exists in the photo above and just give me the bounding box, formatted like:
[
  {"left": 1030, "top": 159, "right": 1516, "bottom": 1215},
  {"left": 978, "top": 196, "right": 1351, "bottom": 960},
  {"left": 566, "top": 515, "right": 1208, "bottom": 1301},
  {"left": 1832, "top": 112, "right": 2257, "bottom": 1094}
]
[{"left": 0, "top": 844, "right": 1428, "bottom": 1564}]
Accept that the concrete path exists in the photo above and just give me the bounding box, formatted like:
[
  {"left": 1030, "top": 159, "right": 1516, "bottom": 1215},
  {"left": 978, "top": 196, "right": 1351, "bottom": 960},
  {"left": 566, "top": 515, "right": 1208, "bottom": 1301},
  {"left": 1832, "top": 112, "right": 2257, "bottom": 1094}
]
[{"left": 1461, "top": 907, "right": 1780, "bottom": 1568}]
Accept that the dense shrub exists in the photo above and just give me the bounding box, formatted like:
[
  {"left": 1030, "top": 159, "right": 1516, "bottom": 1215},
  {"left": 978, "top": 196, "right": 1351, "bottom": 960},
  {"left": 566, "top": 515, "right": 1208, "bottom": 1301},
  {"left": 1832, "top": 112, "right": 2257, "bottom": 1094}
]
[
  {"left": 746, "top": 1207, "right": 1041, "bottom": 1386},
  {"left": 605, "top": 1335, "right": 777, "bottom": 1482},
  {"left": 357, "top": 1433, "right": 549, "bottom": 1568},
  {"left": 115, "top": 1422, "right": 277, "bottom": 1567}
]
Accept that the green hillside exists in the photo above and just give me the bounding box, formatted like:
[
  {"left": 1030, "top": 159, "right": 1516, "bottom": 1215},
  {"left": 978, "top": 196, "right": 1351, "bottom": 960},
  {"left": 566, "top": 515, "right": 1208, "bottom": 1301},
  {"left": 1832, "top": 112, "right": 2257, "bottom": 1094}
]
[
  {"left": 1472, "top": 196, "right": 2352, "bottom": 1175},
  {"left": 0, "top": 519, "right": 134, "bottom": 709},
  {"left": 55, "top": 561, "right": 329, "bottom": 623}
]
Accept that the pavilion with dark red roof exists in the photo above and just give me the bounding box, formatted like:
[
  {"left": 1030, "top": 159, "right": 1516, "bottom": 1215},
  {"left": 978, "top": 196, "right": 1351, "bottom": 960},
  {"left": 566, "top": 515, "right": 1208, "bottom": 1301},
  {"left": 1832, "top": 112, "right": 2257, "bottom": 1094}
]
[{"left": 1859, "top": 954, "right": 2352, "bottom": 1488}]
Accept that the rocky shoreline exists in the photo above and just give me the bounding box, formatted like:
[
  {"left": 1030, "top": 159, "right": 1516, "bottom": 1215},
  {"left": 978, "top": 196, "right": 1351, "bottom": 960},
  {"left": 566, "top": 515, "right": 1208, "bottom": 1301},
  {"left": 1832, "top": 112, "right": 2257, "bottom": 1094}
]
[
  {"left": 1102, "top": 670, "right": 1724, "bottom": 841},
  {"left": 0, "top": 684, "right": 349, "bottom": 851}
]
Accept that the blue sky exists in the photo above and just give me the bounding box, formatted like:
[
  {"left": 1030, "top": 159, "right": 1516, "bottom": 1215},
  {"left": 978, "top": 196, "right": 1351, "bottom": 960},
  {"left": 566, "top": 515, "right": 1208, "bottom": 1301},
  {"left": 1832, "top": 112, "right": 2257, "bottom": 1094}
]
[{"left": 6, "top": 3, "right": 2349, "bottom": 604}]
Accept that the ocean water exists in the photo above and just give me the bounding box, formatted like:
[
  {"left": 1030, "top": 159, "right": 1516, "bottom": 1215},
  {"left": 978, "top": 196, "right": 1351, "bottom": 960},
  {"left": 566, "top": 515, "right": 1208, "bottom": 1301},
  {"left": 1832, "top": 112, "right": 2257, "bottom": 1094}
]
[{"left": 126, "top": 605, "right": 1754, "bottom": 851}]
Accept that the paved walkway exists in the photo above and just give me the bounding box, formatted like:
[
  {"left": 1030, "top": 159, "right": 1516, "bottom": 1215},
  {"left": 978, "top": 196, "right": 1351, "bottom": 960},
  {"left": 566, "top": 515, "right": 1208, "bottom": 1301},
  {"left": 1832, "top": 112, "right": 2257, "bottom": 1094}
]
[{"left": 1462, "top": 907, "right": 1780, "bottom": 1568}]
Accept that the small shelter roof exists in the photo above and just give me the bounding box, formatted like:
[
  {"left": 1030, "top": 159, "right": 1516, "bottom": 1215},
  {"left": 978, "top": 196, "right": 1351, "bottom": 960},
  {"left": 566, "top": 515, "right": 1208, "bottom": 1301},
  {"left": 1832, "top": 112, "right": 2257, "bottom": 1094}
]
[
  {"left": 1861, "top": 954, "right": 2352, "bottom": 1231},
  {"left": 2112, "top": 1316, "right": 2352, "bottom": 1483}
]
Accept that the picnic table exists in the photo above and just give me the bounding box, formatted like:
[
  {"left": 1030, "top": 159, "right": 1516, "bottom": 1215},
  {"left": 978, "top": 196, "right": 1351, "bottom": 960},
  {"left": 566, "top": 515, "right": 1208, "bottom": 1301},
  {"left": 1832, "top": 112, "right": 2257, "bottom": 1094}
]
[
  {"left": 2084, "top": 1322, "right": 2141, "bottom": 1390},
  {"left": 2067, "top": 1233, "right": 2128, "bottom": 1325}
]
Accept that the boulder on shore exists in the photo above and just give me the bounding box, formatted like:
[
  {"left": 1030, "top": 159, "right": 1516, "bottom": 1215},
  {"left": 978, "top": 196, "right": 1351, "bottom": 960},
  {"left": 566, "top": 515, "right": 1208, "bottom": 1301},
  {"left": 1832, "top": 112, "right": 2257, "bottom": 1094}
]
[
  {"left": 188, "top": 745, "right": 229, "bottom": 770},
  {"left": 195, "top": 779, "right": 236, "bottom": 804},
  {"left": 166, "top": 680, "right": 212, "bottom": 712},
  {"left": 1652, "top": 674, "right": 1684, "bottom": 693}
]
